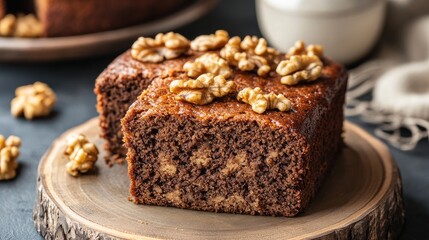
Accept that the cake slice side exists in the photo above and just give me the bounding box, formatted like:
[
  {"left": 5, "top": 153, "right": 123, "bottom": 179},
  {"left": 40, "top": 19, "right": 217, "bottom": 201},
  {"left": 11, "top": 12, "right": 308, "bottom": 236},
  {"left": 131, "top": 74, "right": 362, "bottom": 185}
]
[{"left": 123, "top": 105, "right": 311, "bottom": 216}]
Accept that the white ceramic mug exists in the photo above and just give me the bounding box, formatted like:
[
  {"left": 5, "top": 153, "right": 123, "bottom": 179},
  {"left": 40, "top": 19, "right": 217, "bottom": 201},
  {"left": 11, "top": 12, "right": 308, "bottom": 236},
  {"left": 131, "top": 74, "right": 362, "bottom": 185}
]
[{"left": 256, "top": 0, "right": 386, "bottom": 64}]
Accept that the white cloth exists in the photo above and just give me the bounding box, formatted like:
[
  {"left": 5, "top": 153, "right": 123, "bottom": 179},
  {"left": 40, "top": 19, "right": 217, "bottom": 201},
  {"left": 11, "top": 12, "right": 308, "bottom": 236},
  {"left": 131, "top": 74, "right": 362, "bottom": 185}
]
[{"left": 347, "top": 0, "right": 429, "bottom": 150}]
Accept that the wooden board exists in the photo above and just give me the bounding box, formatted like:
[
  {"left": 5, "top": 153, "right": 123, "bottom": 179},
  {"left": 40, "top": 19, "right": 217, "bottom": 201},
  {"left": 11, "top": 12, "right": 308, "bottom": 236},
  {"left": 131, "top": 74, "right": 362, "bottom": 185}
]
[
  {"left": 33, "top": 118, "right": 405, "bottom": 240},
  {"left": 0, "top": 0, "right": 218, "bottom": 62}
]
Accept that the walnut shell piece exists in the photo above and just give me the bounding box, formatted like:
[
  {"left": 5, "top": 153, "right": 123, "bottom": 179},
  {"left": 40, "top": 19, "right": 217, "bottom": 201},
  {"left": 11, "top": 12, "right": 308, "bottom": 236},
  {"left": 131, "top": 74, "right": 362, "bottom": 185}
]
[
  {"left": 183, "top": 53, "right": 232, "bottom": 79},
  {"left": 0, "top": 135, "right": 21, "bottom": 181},
  {"left": 276, "top": 55, "right": 323, "bottom": 85},
  {"left": 190, "top": 30, "right": 229, "bottom": 51},
  {"left": 237, "top": 87, "right": 292, "bottom": 114},
  {"left": 11, "top": 82, "right": 56, "bottom": 120},
  {"left": 131, "top": 32, "right": 190, "bottom": 63},
  {"left": 170, "top": 73, "right": 235, "bottom": 105},
  {"left": 64, "top": 134, "right": 99, "bottom": 177}
]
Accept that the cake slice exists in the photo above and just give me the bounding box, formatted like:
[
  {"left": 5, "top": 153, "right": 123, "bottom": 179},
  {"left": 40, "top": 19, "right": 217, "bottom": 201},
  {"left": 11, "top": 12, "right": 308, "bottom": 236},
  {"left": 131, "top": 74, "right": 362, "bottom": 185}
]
[
  {"left": 35, "top": 0, "right": 192, "bottom": 37},
  {"left": 0, "top": 0, "right": 192, "bottom": 37},
  {"left": 0, "top": 1, "right": 5, "bottom": 19},
  {"left": 94, "top": 52, "right": 190, "bottom": 164},
  {"left": 121, "top": 53, "right": 347, "bottom": 216}
]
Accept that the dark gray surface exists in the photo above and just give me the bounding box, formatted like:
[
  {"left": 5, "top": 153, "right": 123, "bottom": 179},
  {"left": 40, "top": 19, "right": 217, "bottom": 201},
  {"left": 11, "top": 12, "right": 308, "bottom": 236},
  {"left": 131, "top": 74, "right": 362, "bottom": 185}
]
[{"left": 0, "top": 0, "right": 428, "bottom": 239}]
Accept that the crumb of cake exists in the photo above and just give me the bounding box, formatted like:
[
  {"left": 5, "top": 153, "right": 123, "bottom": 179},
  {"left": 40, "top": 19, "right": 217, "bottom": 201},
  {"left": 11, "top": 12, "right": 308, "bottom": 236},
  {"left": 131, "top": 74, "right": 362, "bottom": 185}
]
[
  {"left": 0, "top": 135, "right": 21, "bottom": 181},
  {"left": 189, "top": 145, "right": 211, "bottom": 167},
  {"left": 220, "top": 152, "right": 255, "bottom": 176},
  {"left": 159, "top": 153, "right": 177, "bottom": 175},
  {"left": 265, "top": 151, "right": 279, "bottom": 165},
  {"left": 210, "top": 196, "right": 226, "bottom": 206},
  {"left": 11, "top": 82, "right": 56, "bottom": 120},
  {"left": 131, "top": 32, "right": 190, "bottom": 63},
  {"left": 165, "top": 190, "right": 182, "bottom": 203},
  {"left": 170, "top": 73, "right": 235, "bottom": 105},
  {"left": 183, "top": 53, "right": 232, "bottom": 79},
  {"left": 276, "top": 55, "right": 323, "bottom": 86},
  {"left": 237, "top": 87, "right": 292, "bottom": 114},
  {"left": 64, "top": 134, "right": 99, "bottom": 177},
  {"left": 286, "top": 40, "right": 324, "bottom": 59},
  {"left": 220, "top": 35, "right": 279, "bottom": 76},
  {"left": 224, "top": 195, "right": 246, "bottom": 208},
  {"left": 0, "top": 14, "right": 43, "bottom": 38},
  {"left": 153, "top": 186, "right": 163, "bottom": 194},
  {"left": 190, "top": 30, "right": 229, "bottom": 51}
]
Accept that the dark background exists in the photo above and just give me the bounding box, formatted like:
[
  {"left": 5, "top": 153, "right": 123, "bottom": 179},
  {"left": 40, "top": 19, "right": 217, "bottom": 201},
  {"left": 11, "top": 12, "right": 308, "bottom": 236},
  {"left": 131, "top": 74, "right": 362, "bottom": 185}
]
[{"left": 0, "top": 0, "right": 428, "bottom": 239}]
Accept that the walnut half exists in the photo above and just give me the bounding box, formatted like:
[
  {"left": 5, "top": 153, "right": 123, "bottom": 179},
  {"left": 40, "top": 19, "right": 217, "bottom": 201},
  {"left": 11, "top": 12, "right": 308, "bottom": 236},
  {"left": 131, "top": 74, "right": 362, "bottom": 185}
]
[
  {"left": 220, "top": 36, "right": 279, "bottom": 77},
  {"left": 0, "top": 14, "right": 43, "bottom": 38},
  {"left": 0, "top": 14, "right": 16, "bottom": 37},
  {"left": 190, "top": 30, "right": 229, "bottom": 51},
  {"left": 183, "top": 53, "right": 232, "bottom": 79},
  {"left": 131, "top": 32, "right": 190, "bottom": 63},
  {"left": 64, "top": 134, "right": 99, "bottom": 177},
  {"left": 0, "top": 135, "right": 21, "bottom": 181},
  {"left": 286, "top": 40, "right": 324, "bottom": 58},
  {"left": 170, "top": 73, "right": 235, "bottom": 105},
  {"left": 276, "top": 55, "right": 323, "bottom": 85},
  {"left": 237, "top": 87, "right": 292, "bottom": 114},
  {"left": 11, "top": 82, "right": 56, "bottom": 120}
]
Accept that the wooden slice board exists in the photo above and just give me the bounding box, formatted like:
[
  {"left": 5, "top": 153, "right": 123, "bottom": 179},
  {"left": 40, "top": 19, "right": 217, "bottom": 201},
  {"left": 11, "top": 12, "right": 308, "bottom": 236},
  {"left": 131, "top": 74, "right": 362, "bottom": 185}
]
[
  {"left": 0, "top": 0, "right": 218, "bottom": 62},
  {"left": 33, "top": 118, "right": 405, "bottom": 239}
]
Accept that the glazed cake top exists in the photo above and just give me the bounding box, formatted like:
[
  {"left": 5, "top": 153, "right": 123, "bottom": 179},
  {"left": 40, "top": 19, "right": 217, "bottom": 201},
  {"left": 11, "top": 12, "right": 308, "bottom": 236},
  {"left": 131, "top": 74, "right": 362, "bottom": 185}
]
[{"left": 112, "top": 50, "right": 347, "bottom": 137}]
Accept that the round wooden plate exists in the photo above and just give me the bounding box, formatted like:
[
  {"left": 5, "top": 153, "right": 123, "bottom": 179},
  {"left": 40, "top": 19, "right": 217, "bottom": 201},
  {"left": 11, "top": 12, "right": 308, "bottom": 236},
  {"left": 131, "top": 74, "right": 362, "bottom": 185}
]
[
  {"left": 0, "top": 0, "right": 218, "bottom": 62},
  {"left": 33, "top": 118, "right": 405, "bottom": 239}
]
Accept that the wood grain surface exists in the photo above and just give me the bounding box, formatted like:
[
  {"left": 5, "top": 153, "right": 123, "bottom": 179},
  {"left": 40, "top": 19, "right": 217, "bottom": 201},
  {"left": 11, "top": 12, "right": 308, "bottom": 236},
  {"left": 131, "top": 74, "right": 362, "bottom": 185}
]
[{"left": 33, "top": 118, "right": 405, "bottom": 239}]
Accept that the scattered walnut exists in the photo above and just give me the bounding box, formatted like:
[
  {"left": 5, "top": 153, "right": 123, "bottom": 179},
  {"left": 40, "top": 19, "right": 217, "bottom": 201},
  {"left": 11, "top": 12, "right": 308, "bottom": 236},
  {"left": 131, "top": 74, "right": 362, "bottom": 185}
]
[
  {"left": 0, "top": 14, "right": 16, "bottom": 37},
  {"left": 286, "top": 40, "right": 324, "bottom": 58},
  {"left": 276, "top": 55, "right": 323, "bottom": 85},
  {"left": 64, "top": 134, "right": 99, "bottom": 177},
  {"left": 220, "top": 36, "right": 279, "bottom": 76},
  {"left": 11, "top": 82, "right": 56, "bottom": 120},
  {"left": 0, "top": 135, "right": 21, "bottom": 181},
  {"left": 131, "top": 32, "right": 190, "bottom": 63},
  {"left": 190, "top": 30, "right": 229, "bottom": 51},
  {"left": 183, "top": 53, "right": 232, "bottom": 79},
  {"left": 170, "top": 73, "right": 235, "bottom": 105},
  {"left": 14, "top": 14, "right": 43, "bottom": 38},
  {"left": 0, "top": 14, "right": 42, "bottom": 38},
  {"left": 237, "top": 87, "right": 292, "bottom": 114}
]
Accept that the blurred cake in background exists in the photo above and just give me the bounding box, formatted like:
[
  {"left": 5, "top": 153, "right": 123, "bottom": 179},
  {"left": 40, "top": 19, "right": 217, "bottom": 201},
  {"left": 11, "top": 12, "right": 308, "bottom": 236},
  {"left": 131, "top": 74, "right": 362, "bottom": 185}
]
[{"left": 0, "top": 0, "right": 193, "bottom": 38}]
